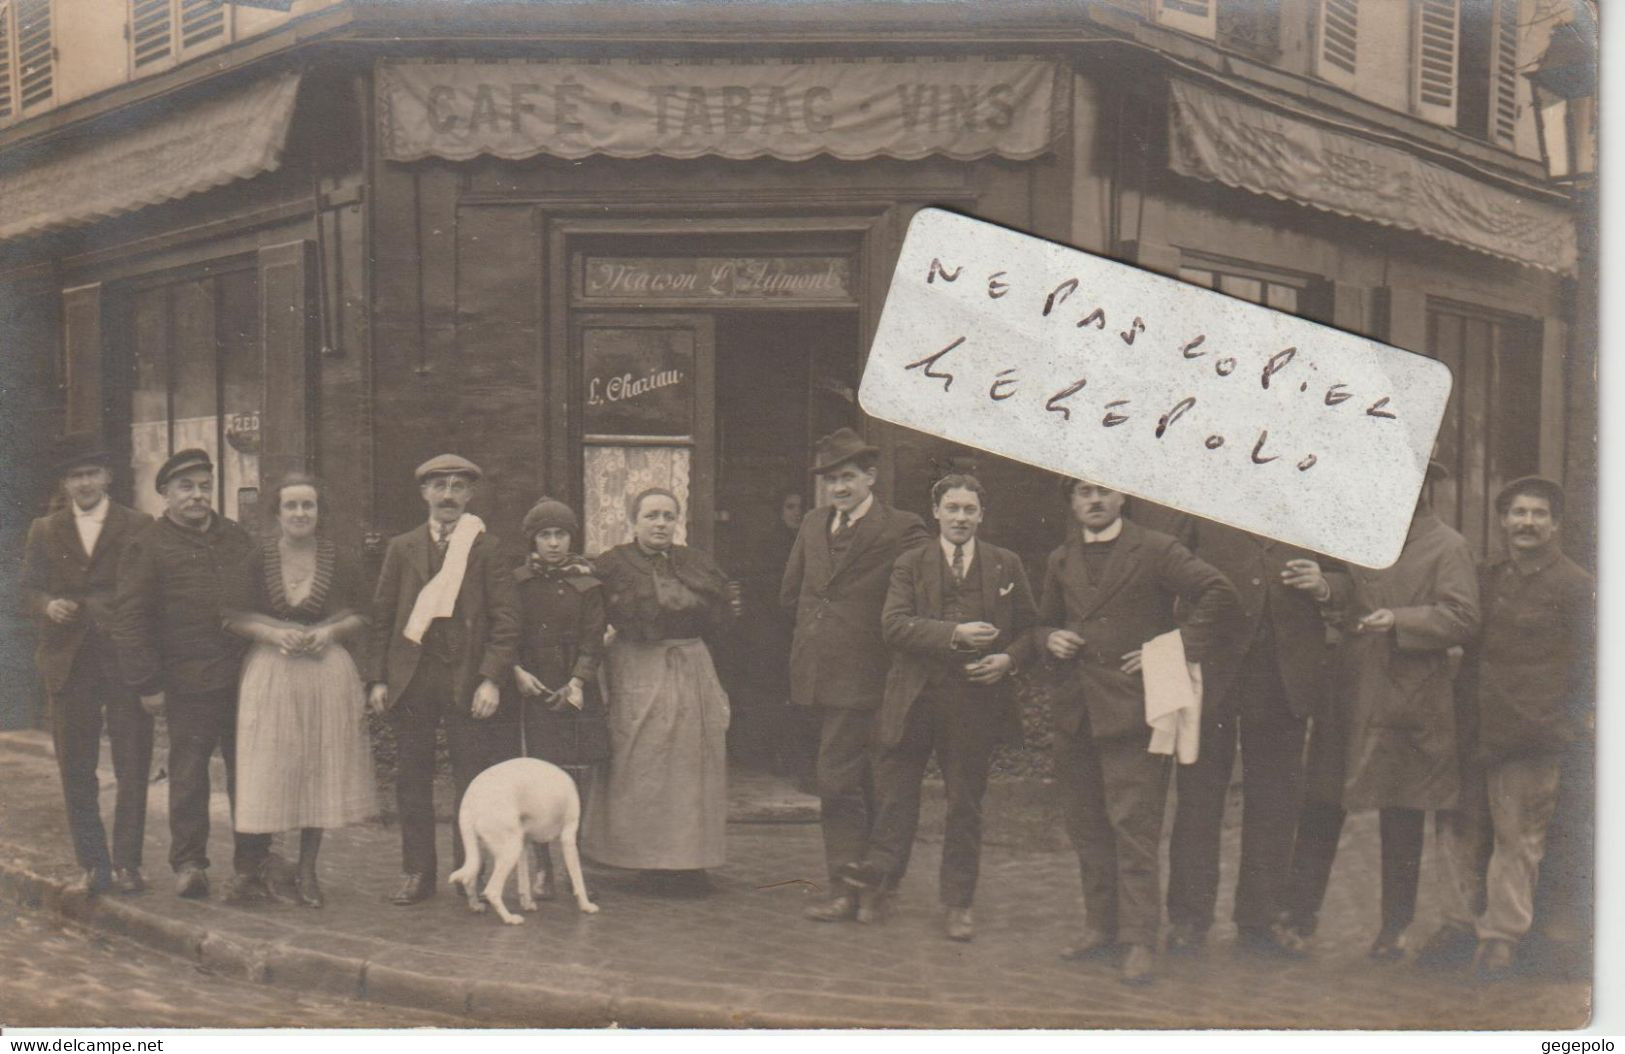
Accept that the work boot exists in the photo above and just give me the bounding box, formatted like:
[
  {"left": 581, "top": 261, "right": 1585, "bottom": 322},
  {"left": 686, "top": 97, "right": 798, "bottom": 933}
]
[{"left": 175, "top": 866, "right": 209, "bottom": 900}]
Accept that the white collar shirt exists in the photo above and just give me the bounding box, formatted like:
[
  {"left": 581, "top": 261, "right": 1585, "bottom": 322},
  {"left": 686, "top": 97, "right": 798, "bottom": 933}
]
[
  {"left": 74, "top": 496, "right": 109, "bottom": 557},
  {"left": 939, "top": 535, "right": 976, "bottom": 576},
  {"left": 1082, "top": 518, "right": 1124, "bottom": 544},
  {"left": 830, "top": 493, "right": 875, "bottom": 534}
]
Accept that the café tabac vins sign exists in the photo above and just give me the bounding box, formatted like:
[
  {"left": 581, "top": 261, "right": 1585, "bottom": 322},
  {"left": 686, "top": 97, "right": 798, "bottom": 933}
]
[{"left": 377, "top": 59, "right": 1061, "bottom": 163}]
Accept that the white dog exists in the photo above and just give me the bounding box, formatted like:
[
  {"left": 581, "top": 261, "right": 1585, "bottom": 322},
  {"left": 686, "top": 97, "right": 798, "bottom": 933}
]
[{"left": 447, "top": 757, "right": 600, "bottom": 925}]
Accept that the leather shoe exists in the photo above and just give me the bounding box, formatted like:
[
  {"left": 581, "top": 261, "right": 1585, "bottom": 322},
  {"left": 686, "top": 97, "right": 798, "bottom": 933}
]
[
  {"left": 295, "top": 872, "right": 325, "bottom": 909},
  {"left": 944, "top": 906, "right": 974, "bottom": 942},
  {"left": 1165, "top": 921, "right": 1206, "bottom": 955},
  {"left": 175, "top": 866, "right": 209, "bottom": 900},
  {"left": 837, "top": 859, "right": 888, "bottom": 891},
  {"left": 112, "top": 868, "right": 146, "bottom": 895},
  {"left": 1120, "top": 944, "right": 1156, "bottom": 986},
  {"left": 1236, "top": 924, "right": 1308, "bottom": 959},
  {"left": 391, "top": 872, "right": 436, "bottom": 905},
  {"left": 1474, "top": 938, "right": 1515, "bottom": 979},
  {"left": 66, "top": 869, "right": 112, "bottom": 897},
  {"left": 1059, "top": 927, "right": 1117, "bottom": 962},
  {"left": 855, "top": 887, "right": 888, "bottom": 925},
  {"left": 1415, "top": 923, "right": 1476, "bottom": 968},
  {"left": 1367, "top": 927, "right": 1406, "bottom": 961},
  {"left": 804, "top": 892, "right": 858, "bottom": 922}
]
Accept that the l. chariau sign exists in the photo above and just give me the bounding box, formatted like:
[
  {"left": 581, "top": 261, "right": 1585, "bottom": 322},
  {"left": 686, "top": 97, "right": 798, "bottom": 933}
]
[{"left": 376, "top": 59, "right": 1062, "bottom": 163}]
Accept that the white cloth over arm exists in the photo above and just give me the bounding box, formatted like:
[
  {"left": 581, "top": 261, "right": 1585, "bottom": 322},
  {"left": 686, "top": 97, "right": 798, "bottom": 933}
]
[
  {"left": 403, "top": 514, "right": 486, "bottom": 644},
  {"left": 1143, "top": 628, "right": 1203, "bottom": 764}
]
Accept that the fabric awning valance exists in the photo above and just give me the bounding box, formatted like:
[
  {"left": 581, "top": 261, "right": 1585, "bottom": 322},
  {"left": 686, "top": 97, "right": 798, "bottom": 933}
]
[{"left": 0, "top": 71, "right": 302, "bottom": 243}]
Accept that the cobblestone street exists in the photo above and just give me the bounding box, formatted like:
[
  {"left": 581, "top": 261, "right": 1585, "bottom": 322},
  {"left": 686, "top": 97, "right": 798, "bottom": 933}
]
[{"left": 0, "top": 731, "right": 1590, "bottom": 1030}]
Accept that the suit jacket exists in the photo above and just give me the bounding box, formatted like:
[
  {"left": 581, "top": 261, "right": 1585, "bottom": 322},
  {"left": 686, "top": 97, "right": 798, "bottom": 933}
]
[
  {"left": 364, "top": 522, "right": 520, "bottom": 711},
  {"left": 878, "top": 538, "right": 1038, "bottom": 750},
  {"left": 1028, "top": 518, "right": 1238, "bottom": 740},
  {"left": 1187, "top": 520, "right": 1349, "bottom": 720},
  {"left": 780, "top": 500, "right": 931, "bottom": 711},
  {"left": 20, "top": 501, "right": 150, "bottom": 694}
]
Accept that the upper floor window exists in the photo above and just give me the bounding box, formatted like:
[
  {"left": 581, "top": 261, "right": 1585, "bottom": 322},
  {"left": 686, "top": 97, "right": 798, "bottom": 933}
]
[
  {"left": 1152, "top": 0, "right": 1218, "bottom": 39},
  {"left": 128, "top": 0, "right": 228, "bottom": 75},
  {"left": 0, "top": 0, "right": 54, "bottom": 124},
  {"left": 1176, "top": 255, "right": 1333, "bottom": 322},
  {"left": 1456, "top": 0, "right": 1521, "bottom": 146}
]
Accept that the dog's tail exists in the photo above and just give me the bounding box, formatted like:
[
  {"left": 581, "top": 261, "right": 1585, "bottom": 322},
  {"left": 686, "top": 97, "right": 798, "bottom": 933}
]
[{"left": 446, "top": 807, "right": 481, "bottom": 892}]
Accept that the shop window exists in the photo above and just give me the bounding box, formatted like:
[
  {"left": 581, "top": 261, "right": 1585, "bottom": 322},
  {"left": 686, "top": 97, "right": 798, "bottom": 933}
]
[
  {"left": 127, "top": 0, "right": 228, "bottom": 74},
  {"left": 125, "top": 268, "right": 263, "bottom": 522},
  {"left": 1176, "top": 258, "right": 1330, "bottom": 321},
  {"left": 1426, "top": 301, "right": 1541, "bottom": 556},
  {"left": 0, "top": 0, "right": 52, "bottom": 122}
]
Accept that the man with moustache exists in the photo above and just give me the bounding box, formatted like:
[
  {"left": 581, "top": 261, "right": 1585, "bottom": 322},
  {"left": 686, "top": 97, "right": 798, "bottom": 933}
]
[
  {"left": 113, "top": 449, "right": 269, "bottom": 900},
  {"left": 838, "top": 474, "right": 1036, "bottom": 941},
  {"left": 782, "top": 428, "right": 930, "bottom": 923},
  {"left": 21, "top": 435, "right": 152, "bottom": 896},
  {"left": 1038, "top": 479, "right": 1236, "bottom": 984},
  {"left": 366, "top": 454, "right": 520, "bottom": 905}
]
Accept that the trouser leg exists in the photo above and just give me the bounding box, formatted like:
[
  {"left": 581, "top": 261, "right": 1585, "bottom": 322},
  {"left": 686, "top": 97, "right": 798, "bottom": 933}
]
[
  {"left": 50, "top": 664, "right": 111, "bottom": 875},
  {"left": 1378, "top": 806, "right": 1425, "bottom": 934},
  {"left": 815, "top": 707, "right": 878, "bottom": 888},
  {"left": 1479, "top": 756, "right": 1563, "bottom": 943},
  {"left": 1282, "top": 799, "right": 1346, "bottom": 934},
  {"left": 937, "top": 697, "right": 996, "bottom": 910},
  {"left": 1098, "top": 733, "right": 1172, "bottom": 948},
  {"left": 392, "top": 673, "right": 443, "bottom": 878},
  {"left": 1234, "top": 693, "right": 1307, "bottom": 931},
  {"left": 104, "top": 682, "right": 155, "bottom": 871},
  {"left": 1434, "top": 809, "right": 1488, "bottom": 933},
  {"left": 165, "top": 692, "right": 224, "bottom": 873},
  {"left": 446, "top": 702, "right": 520, "bottom": 872},
  {"left": 1166, "top": 709, "right": 1236, "bottom": 932},
  {"left": 1054, "top": 722, "right": 1118, "bottom": 939},
  {"left": 864, "top": 698, "right": 937, "bottom": 886}
]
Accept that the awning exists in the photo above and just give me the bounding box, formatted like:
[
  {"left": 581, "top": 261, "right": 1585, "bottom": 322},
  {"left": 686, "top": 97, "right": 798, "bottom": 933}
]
[
  {"left": 1168, "top": 79, "right": 1577, "bottom": 275},
  {"left": 0, "top": 71, "right": 302, "bottom": 243}
]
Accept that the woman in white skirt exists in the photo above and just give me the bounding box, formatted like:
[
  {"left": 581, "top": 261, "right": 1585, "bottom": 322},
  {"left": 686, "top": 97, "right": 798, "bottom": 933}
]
[
  {"left": 582, "top": 487, "right": 737, "bottom": 896},
  {"left": 224, "top": 473, "right": 375, "bottom": 907}
]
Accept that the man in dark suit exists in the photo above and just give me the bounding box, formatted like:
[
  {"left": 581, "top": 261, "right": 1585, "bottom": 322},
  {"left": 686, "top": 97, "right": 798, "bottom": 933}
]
[
  {"left": 1037, "top": 479, "right": 1236, "bottom": 984},
  {"left": 365, "top": 454, "right": 520, "bottom": 905},
  {"left": 21, "top": 435, "right": 153, "bottom": 896},
  {"left": 114, "top": 448, "right": 268, "bottom": 901},
  {"left": 1165, "top": 521, "right": 1347, "bottom": 955},
  {"left": 782, "top": 428, "right": 930, "bottom": 923},
  {"left": 839, "top": 474, "right": 1036, "bottom": 941}
]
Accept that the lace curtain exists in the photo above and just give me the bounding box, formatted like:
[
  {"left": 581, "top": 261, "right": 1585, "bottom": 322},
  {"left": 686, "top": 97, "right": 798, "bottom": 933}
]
[{"left": 582, "top": 445, "right": 692, "bottom": 557}]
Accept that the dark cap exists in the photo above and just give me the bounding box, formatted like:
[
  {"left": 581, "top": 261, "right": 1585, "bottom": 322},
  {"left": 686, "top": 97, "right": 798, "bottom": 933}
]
[
  {"left": 155, "top": 448, "right": 214, "bottom": 492},
  {"left": 1495, "top": 475, "right": 1565, "bottom": 519},
  {"left": 809, "top": 428, "right": 880, "bottom": 477},
  {"left": 52, "top": 433, "right": 112, "bottom": 479},
  {"left": 415, "top": 453, "right": 483, "bottom": 483},
  {"left": 521, "top": 497, "right": 578, "bottom": 538}
]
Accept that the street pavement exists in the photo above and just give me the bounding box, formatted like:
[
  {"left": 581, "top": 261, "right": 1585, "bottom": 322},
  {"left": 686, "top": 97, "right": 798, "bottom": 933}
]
[{"left": 0, "top": 731, "right": 1590, "bottom": 1030}]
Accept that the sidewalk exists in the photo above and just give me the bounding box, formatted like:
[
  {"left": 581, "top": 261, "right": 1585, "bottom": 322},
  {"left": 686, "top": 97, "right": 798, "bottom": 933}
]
[{"left": 0, "top": 731, "right": 1589, "bottom": 1029}]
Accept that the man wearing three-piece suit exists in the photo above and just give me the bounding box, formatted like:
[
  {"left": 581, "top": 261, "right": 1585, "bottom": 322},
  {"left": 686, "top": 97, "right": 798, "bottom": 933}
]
[
  {"left": 838, "top": 474, "right": 1037, "bottom": 942},
  {"left": 1036, "top": 479, "right": 1237, "bottom": 985},
  {"left": 21, "top": 435, "right": 153, "bottom": 897},
  {"left": 781, "top": 428, "right": 931, "bottom": 924}
]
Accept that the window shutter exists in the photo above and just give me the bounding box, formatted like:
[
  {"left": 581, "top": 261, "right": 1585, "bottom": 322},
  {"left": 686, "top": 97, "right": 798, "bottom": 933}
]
[
  {"left": 1489, "top": 0, "right": 1519, "bottom": 146},
  {"left": 62, "top": 284, "right": 106, "bottom": 437},
  {"left": 1316, "top": 0, "right": 1359, "bottom": 90},
  {"left": 14, "top": 0, "right": 50, "bottom": 111},
  {"left": 1152, "top": 0, "right": 1216, "bottom": 40},
  {"left": 1, "top": 1, "right": 15, "bottom": 122},
  {"left": 178, "top": 0, "right": 225, "bottom": 55},
  {"left": 129, "top": 0, "right": 172, "bottom": 70},
  {"left": 1412, "top": 0, "right": 1460, "bottom": 125}
]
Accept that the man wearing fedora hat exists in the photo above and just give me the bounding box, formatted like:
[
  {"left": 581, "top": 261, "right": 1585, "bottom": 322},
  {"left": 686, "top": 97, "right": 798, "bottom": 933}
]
[
  {"left": 781, "top": 427, "right": 930, "bottom": 923},
  {"left": 114, "top": 447, "right": 270, "bottom": 901},
  {"left": 21, "top": 435, "right": 153, "bottom": 896},
  {"left": 365, "top": 454, "right": 520, "bottom": 906}
]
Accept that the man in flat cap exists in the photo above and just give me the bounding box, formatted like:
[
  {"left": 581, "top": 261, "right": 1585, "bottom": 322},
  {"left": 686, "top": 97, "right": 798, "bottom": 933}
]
[
  {"left": 21, "top": 435, "right": 152, "bottom": 896},
  {"left": 366, "top": 454, "right": 520, "bottom": 905},
  {"left": 1424, "top": 476, "right": 1593, "bottom": 977},
  {"left": 781, "top": 427, "right": 930, "bottom": 923},
  {"left": 113, "top": 448, "right": 269, "bottom": 900}
]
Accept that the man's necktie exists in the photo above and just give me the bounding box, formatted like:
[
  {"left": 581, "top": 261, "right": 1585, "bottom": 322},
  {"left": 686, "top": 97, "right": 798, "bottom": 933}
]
[
  {"left": 435, "top": 524, "right": 452, "bottom": 556},
  {"left": 835, "top": 510, "right": 851, "bottom": 535},
  {"left": 951, "top": 543, "right": 965, "bottom": 583}
]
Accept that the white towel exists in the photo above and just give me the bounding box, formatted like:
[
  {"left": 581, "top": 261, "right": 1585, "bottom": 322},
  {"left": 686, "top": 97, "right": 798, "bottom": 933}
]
[
  {"left": 1142, "top": 628, "right": 1203, "bottom": 764},
  {"left": 403, "top": 514, "right": 486, "bottom": 645}
]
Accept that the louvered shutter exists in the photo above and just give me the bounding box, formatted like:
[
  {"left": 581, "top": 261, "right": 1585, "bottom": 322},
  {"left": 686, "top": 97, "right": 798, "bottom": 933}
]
[
  {"left": 177, "top": 0, "right": 225, "bottom": 56},
  {"left": 1, "top": 1, "right": 15, "bottom": 122},
  {"left": 129, "top": 0, "right": 171, "bottom": 70},
  {"left": 1489, "top": 0, "right": 1519, "bottom": 146},
  {"left": 14, "top": 0, "right": 49, "bottom": 111},
  {"left": 1317, "top": 0, "right": 1359, "bottom": 90},
  {"left": 1153, "top": 0, "right": 1217, "bottom": 39},
  {"left": 1413, "top": 0, "right": 1460, "bottom": 125}
]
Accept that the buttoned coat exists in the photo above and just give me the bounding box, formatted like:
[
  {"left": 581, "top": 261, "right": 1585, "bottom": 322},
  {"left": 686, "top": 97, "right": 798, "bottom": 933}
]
[
  {"left": 877, "top": 539, "right": 1038, "bottom": 750},
  {"left": 780, "top": 501, "right": 931, "bottom": 711},
  {"left": 1186, "top": 520, "right": 1349, "bottom": 720},
  {"left": 1028, "top": 518, "right": 1238, "bottom": 741},
  {"left": 20, "top": 501, "right": 150, "bottom": 694},
  {"left": 364, "top": 524, "right": 519, "bottom": 712}
]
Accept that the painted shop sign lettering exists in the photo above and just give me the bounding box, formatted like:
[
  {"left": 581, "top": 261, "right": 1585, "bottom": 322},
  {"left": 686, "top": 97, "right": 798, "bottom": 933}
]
[
  {"left": 376, "top": 59, "right": 1061, "bottom": 163},
  {"left": 859, "top": 209, "right": 1453, "bottom": 568},
  {"left": 582, "top": 326, "right": 694, "bottom": 438},
  {"left": 584, "top": 257, "right": 852, "bottom": 301}
]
